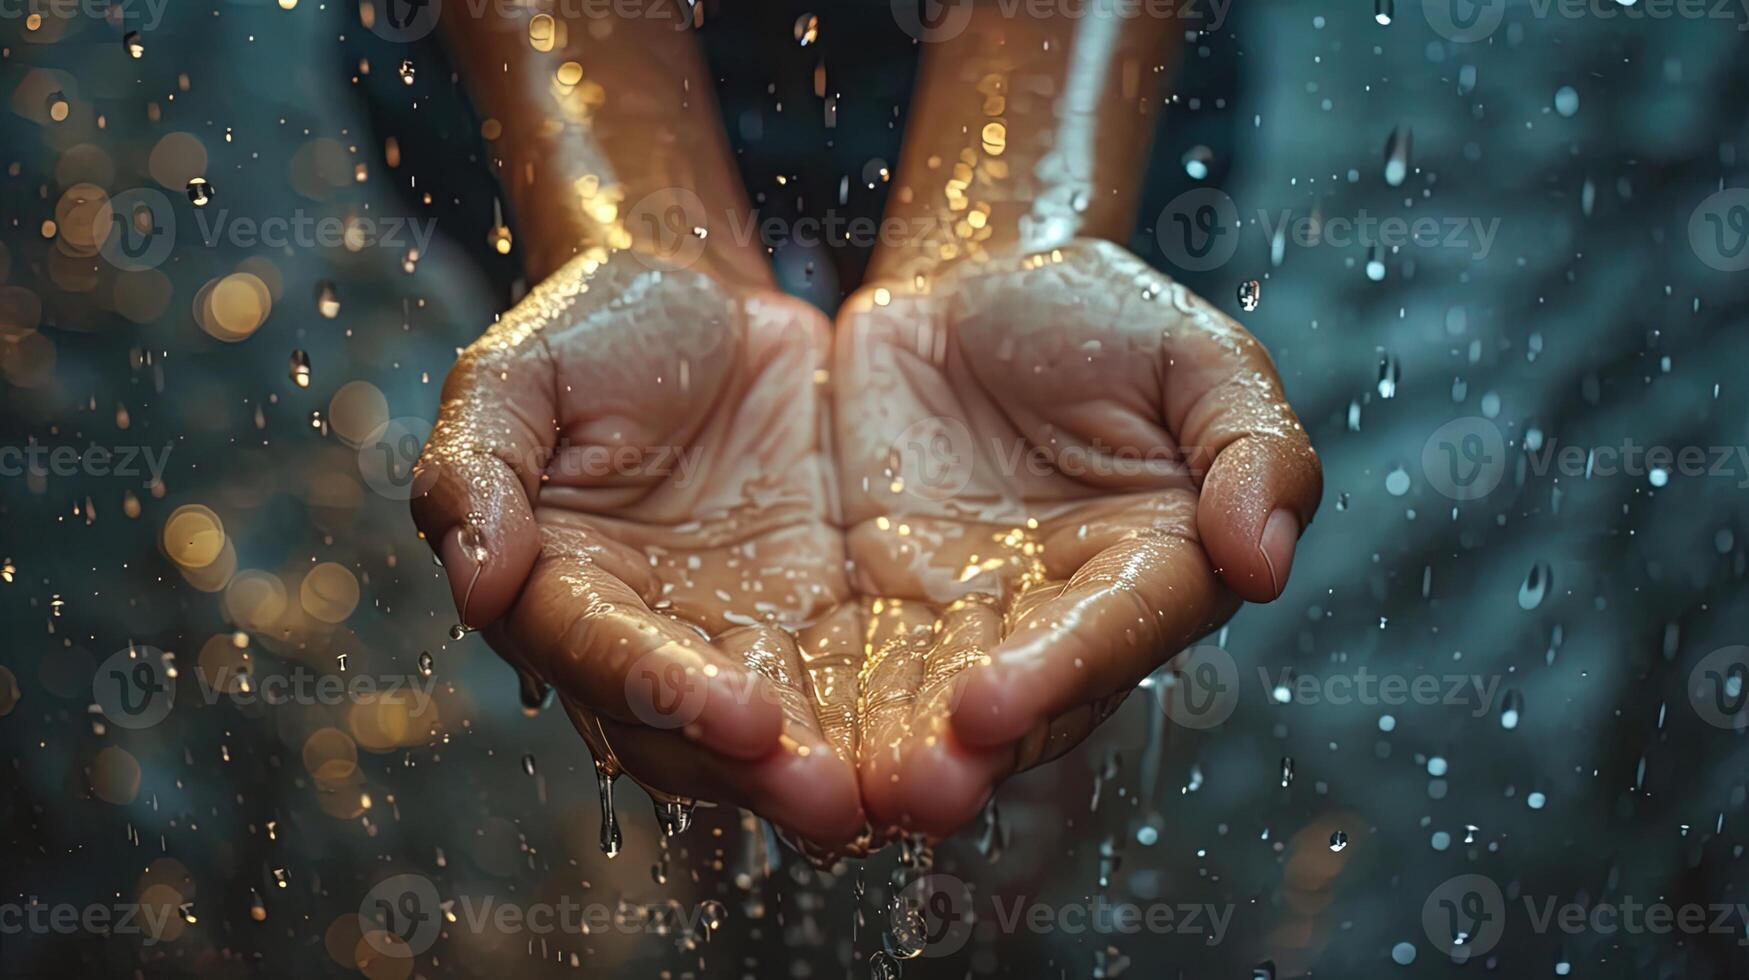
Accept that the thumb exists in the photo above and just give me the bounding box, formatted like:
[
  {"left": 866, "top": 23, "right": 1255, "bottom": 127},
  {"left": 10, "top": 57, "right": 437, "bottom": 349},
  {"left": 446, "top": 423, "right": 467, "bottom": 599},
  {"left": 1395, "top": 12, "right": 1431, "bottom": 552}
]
[
  {"left": 410, "top": 329, "right": 555, "bottom": 627},
  {"left": 1165, "top": 306, "right": 1322, "bottom": 602}
]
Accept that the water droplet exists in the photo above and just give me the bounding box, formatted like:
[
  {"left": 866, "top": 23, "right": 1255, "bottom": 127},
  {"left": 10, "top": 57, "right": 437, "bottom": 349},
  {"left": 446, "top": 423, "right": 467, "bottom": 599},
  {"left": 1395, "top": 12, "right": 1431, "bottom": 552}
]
[
  {"left": 977, "top": 798, "right": 1008, "bottom": 862},
  {"left": 288, "top": 349, "right": 311, "bottom": 388},
  {"left": 1383, "top": 125, "right": 1412, "bottom": 187},
  {"left": 1329, "top": 830, "right": 1350, "bottom": 852},
  {"left": 1366, "top": 244, "right": 1387, "bottom": 281},
  {"left": 1237, "top": 279, "right": 1261, "bottom": 312},
  {"left": 1375, "top": 0, "right": 1394, "bottom": 25},
  {"left": 1500, "top": 690, "right": 1523, "bottom": 730},
  {"left": 46, "top": 91, "right": 69, "bottom": 122},
  {"left": 123, "top": 31, "right": 144, "bottom": 58},
  {"left": 186, "top": 177, "right": 214, "bottom": 207},
  {"left": 1518, "top": 561, "right": 1551, "bottom": 610},
  {"left": 1377, "top": 353, "right": 1400, "bottom": 398},
  {"left": 793, "top": 13, "right": 818, "bottom": 45},
  {"left": 869, "top": 950, "right": 901, "bottom": 980},
  {"left": 398, "top": 59, "right": 416, "bottom": 85},
  {"left": 522, "top": 753, "right": 536, "bottom": 775},
  {"left": 597, "top": 765, "right": 622, "bottom": 857},
  {"left": 1097, "top": 834, "right": 1123, "bottom": 887},
  {"left": 654, "top": 799, "right": 696, "bottom": 837},
  {"left": 1182, "top": 145, "right": 1214, "bottom": 180},
  {"left": 448, "top": 624, "right": 471, "bottom": 640},
  {"left": 315, "top": 281, "right": 340, "bottom": 319},
  {"left": 1554, "top": 85, "right": 1580, "bottom": 118},
  {"left": 417, "top": 650, "right": 433, "bottom": 676},
  {"left": 1280, "top": 756, "right": 1295, "bottom": 788}
]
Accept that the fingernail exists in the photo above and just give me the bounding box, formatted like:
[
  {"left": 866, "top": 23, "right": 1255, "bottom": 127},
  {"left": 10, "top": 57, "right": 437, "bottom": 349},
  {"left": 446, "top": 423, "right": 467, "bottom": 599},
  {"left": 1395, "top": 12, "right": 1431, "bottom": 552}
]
[{"left": 1259, "top": 508, "right": 1299, "bottom": 598}]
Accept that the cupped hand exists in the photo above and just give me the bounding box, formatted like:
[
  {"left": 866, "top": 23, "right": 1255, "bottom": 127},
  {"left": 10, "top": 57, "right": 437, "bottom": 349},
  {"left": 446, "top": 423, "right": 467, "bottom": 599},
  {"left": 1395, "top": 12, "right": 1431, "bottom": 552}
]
[
  {"left": 411, "top": 252, "right": 867, "bottom": 851},
  {"left": 833, "top": 239, "right": 1322, "bottom": 839}
]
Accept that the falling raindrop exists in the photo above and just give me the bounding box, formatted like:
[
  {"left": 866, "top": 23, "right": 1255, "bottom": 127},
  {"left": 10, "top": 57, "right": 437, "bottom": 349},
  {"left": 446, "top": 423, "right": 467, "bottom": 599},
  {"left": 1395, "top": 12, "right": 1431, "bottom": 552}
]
[
  {"left": 1237, "top": 279, "right": 1261, "bottom": 312},
  {"left": 869, "top": 950, "right": 901, "bottom": 980},
  {"left": 1500, "top": 690, "right": 1523, "bottom": 730},
  {"left": 597, "top": 765, "right": 622, "bottom": 857},
  {"left": 1383, "top": 126, "right": 1412, "bottom": 187},
  {"left": 1097, "top": 834, "right": 1123, "bottom": 887},
  {"left": 1366, "top": 244, "right": 1387, "bottom": 281},
  {"left": 977, "top": 799, "right": 1008, "bottom": 862},
  {"left": 123, "top": 31, "right": 144, "bottom": 58},
  {"left": 186, "top": 177, "right": 214, "bottom": 207},
  {"left": 654, "top": 799, "right": 697, "bottom": 837},
  {"left": 417, "top": 650, "right": 433, "bottom": 676},
  {"left": 521, "top": 753, "right": 536, "bottom": 776},
  {"left": 1280, "top": 756, "right": 1295, "bottom": 788},
  {"left": 793, "top": 13, "right": 818, "bottom": 45},
  {"left": 1554, "top": 85, "right": 1580, "bottom": 118},
  {"left": 1518, "top": 561, "right": 1552, "bottom": 610},
  {"left": 288, "top": 350, "right": 311, "bottom": 388},
  {"left": 1377, "top": 353, "right": 1400, "bottom": 398},
  {"left": 398, "top": 59, "right": 416, "bottom": 85},
  {"left": 1329, "top": 830, "right": 1350, "bottom": 852},
  {"left": 1375, "top": 0, "right": 1393, "bottom": 24},
  {"left": 1182, "top": 145, "right": 1214, "bottom": 180},
  {"left": 448, "top": 624, "right": 471, "bottom": 640},
  {"left": 315, "top": 281, "right": 340, "bottom": 319}
]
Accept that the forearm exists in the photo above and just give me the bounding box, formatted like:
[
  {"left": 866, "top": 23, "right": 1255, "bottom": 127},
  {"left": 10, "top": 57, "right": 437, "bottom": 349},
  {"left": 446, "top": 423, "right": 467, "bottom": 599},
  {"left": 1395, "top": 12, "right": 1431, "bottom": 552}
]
[
  {"left": 871, "top": 7, "right": 1180, "bottom": 282},
  {"left": 443, "top": 12, "right": 769, "bottom": 286}
]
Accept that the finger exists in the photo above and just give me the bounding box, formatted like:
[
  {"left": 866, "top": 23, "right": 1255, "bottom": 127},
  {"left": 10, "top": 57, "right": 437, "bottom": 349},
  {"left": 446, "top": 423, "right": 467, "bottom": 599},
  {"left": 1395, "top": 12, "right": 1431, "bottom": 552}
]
[
  {"left": 411, "top": 325, "right": 557, "bottom": 627},
  {"left": 1164, "top": 305, "right": 1322, "bottom": 602},
  {"left": 599, "top": 717, "right": 866, "bottom": 850},
  {"left": 796, "top": 603, "right": 864, "bottom": 765},
  {"left": 504, "top": 535, "right": 783, "bottom": 761},
  {"left": 713, "top": 625, "right": 826, "bottom": 743},
  {"left": 951, "top": 528, "right": 1230, "bottom": 749},
  {"left": 861, "top": 594, "right": 1011, "bottom": 839}
]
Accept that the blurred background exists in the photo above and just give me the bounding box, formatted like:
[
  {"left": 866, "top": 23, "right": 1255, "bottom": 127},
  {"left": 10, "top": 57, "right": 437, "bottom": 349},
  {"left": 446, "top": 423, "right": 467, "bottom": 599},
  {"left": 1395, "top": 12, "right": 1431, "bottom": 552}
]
[{"left": 3, "top": 1, "right": 1749, "bottom": 977}]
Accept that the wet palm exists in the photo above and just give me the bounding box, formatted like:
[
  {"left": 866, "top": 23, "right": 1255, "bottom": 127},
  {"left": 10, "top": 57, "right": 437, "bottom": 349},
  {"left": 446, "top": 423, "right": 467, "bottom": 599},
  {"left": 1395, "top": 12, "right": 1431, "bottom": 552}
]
[
  {"left": 833, "top": 240, "right": 1322, "bottom": 838},
  {"left": 412, "top": 254, "right": 865, "bottom": 848}
]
